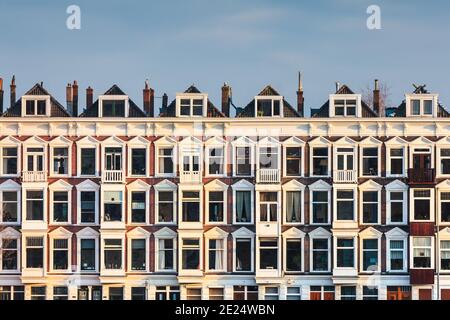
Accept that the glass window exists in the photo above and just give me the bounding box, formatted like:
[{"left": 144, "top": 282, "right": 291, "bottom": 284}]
[
  {"left": 80, "top": 148, "right": 96, "bottom": 175},
  {"left": 53, "top": 287, "right": 68, "bottom": 300},
  {"left": 413, "top": 189, "right": 431, "bottom": 220},
  {"left": 0, "top": 286, "right": 24, "bottom": 300},
  {"left": 363, "top": 286, "right": 378, "bottom": 300},
  {"left": 53, "top": 147, "right": 69, "bottom": 175},
  {"left": 413, "top": 237, "right": 432, "bottom": 268},
  {"left": 1, "top": 239, "right": 18, "bottom": 270},
  {"left": 233, "top": 286, "right": 258, "bottom": 300},
  {"left": 2, "top": 147, "right": 17, "bottom": 175},
  {"left": 31, "top": 286, "right": 46, "bottom": 300},
  {"left": 286, "top": 287, "right": 301, "bottom": 300},
  {"left": 362, "top": 191, "right": 378, "bottom": 224},
  {"left": 336, "top": 238, "right": 354, "bottom": 268},
  {"left": 158, "top": 238, "right": 174, "bottom": 271},
  {"left": 104, "top": 191, "right": 123, "bottom": 222},
  {"left": 259, "top": 192, "right": 277, "bottom": 222},
  {"left": 131, "top": 148, "right": 146, "bottom": 175},
  {"left": 102, "top": 100, "right": 125, "bottom": 117},
  {"left": 441, "top": 192, "right": 450, "bottom": 223},
  {"left": 26, "top": 237, "right": 44, "bottom": 268},
  {"left": 311, "top": 191, "right": 328, "bottom": 224},
  {"left": 286, "top": 191, "right": 301, "bottom": 223},
  {"left": 208, "top": 147, "right": 224, "bottom": 175},
  {"left": 155, "top": 286, "right": 180, "bottom": 300},
  {"left": 389, "top": 148, "right": 404, "bottom": 175},
  {"left": 131, "top": 287, "right": 146, "bottom": 300},
  {"left": 1, "top": 191, "right": 18, "bottom": 223},
  {"left": 312, "top": 147, "right": 328, "bottom": 176},
  {"left": 80, "top": 191, "right": 96, "bottom": 223},
  {"left": 108, "top": 287, "right": 124, "bottom": 300},
  {"left": 53, "top": 191, "right": 69, "bottom": 223},
  {"left": 131, "top": 191, "right": 146, "bottom": 223},
  {"left": 209, "top": 288, "right": 224, "bottom": 300},
  {"left": 336, "top": 190, "right": 354, "bottom": 220},
  {"left": 424, "top": 100, "right": 433, "bottom": 115},
  {"left": 334, "top": 99, "right": 356, "bottom": 117},
  {"left": 389, "top": 191, "right": 405, "bottom": 223},
  {"left": 53, "top": 239, "right": 69, "bottom": 270},
  {"left": 259, "top": 239, "right": 278, "bottom": 270},
  {"left": 440, "top": 149, "right": 450, "bottom": 175},
  {"left": 182, "top": 191, "right": 200, "bottom": 222},
  {"left": 186, "top": 288, "right": 202, "bottom": 300},
  {"left": 26, "top": 190, "right": 44, "bottom": 221},
  {"left": 264, "top": 287, "right": 279, "bottom": 300},
  {"left": 157, "top": 191, "right": 174, "bottom": 223},
  {"left": 440, "top": 240, "right": 450, "bottom": 271},
  {"left": 80, "top": 239, "right": 96, "bottom": 271},
  {"left": 411, "top": 99, "right": 420, "bottom": 115},
  {"left": 235, "top": 238, "right": 251, "bottom": 271},
  {"left": 235, "top": 190, "right": 251, "bottom": 223},
  {"left": 362, "top": 147, "right": 378, "bottom": 176},
  {"left": 236, "top": 146, "right": 251, "bottom": 176},
  {"left": 362, "top": 239, "right": 378, "bottom": 271},
  {"left": 182, "top": 239, "right": 200, "bottom": 270},
  {"left": 312, "top": 238, "right": 329, "bottom": 271},
  {"left": 131, "top": 239, "right": 146, "bottom": 271},
  {"left": 389, "top": 240, "right": 405, "bottom": 271},
  {"left": 285, "top": 147, "right": 302, "bottom": 176},
  {"left": 208, "top": 239, "right": 225, "bottom": 271},
  {"left": 104, "top": 239, "right": 122, "bottom": 270},
  {"left": 158, "top": 148, "right": 173, "bottom": 174},
  {"left": 208, "top": 191, "right": 224, "bottom": 222},
  {"left": 259, "top": 146, "right": 278, "bottom": 169},
  {"left": 285, "top": 239, "right": 302, "bottom": 271},
  {"left": 340, "top": 286, "right": 356, "bottom": 300}
]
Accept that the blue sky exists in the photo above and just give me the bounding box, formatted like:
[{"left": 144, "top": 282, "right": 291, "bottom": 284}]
[{"left": 0, "top": 0, "right": 449, "bottom": 115}]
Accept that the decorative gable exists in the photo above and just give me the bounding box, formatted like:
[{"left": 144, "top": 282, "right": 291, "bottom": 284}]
[
  {"left": 49, "top": 227, "right": 73, "bottom": 238},
  {"left": 0, "top": 227, "right": 21, "bottom": 238},
  {"left": 127, "top": 226, "right": 151, "bottom": 237},
  {"left": 282, "top": 227, "right": 306, "bottom": 238},
  {"left": 127, "top": 179, "right": 151, "bottom": 190},
  {"left": 204, "top": 227, "right": 229, "bottom": 238},
  {"left": 308, "top": 227, "right": 332, "bottom": 238},
  {"left": 154, "top": 227, "right": 177, "bottom": 238},
  {"left": 49, "top": 179, "right": 73, "bottom": 190},
  {"left": 282, "top": 179, "right": 305, "bottom": 190},
  {"left": 232, "top": 227, "right": 255, "bottom": 238},
  {"left": 385, "top": 179, "right": 408, "bottom": 190},
  {"left": 308, "top": 179, "right": 331, "bottom": 190},
  {"left": 385, "top": 227, "right": 408, "bottom": 238},
  {"left": 359, "top": 226, "right": 382, "bottom": 238},
  {"left": 76, "top": 227, "right": 100, "bottom": 237}
]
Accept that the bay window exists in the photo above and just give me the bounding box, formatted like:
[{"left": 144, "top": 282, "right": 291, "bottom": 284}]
[
  {"left": 2, "top": 147, "right": 18, "bottom": 175},
  {"left": 181, "top": 191, "right": 200, "bottom": 222},
  {"left": 412, "top": 237, "right": 432, "bottom": 268},
  {"left": 336, "top": 238, "right": 355, "bottom": 268},
  {"left": 1, "top": 238, "right": 18, "bottom": 271},
  {"left": 259, "top": 238, "right": 278, "bottom": 270},
  {"left": 336, "top": 190, "right": 355, "bottom": 221},
  {"left": 181, "top": 238, "right": 200, "bottom": 270},
  {"left": 130, "top": 239, "right": 146, "bottom": 271},
  {"left": 440, "top": 240, "right": 450, "bottom": 271},
  {"left": 26, "top": 190, "right": 44, "bottom": 221},
  {"left": 1, "top": 191, "right": 18, "bottom": 223},
  {"left": 259, "top": 192, "right": 278, "bottom": 222},
  {"left": 412, "top": 189, "right": 432, "bottom": 221},
  {"left": 157, "top": 238, "right": 175, "bottom": 271},
  {"left": 26, "top": 237, "right": 44, "bottom": 268},
  {"left": 104, "top": 239, "right": 123, "bottom": 269},
  {"left": 103, "top": 191, "right": 123, "bottom": 222}
]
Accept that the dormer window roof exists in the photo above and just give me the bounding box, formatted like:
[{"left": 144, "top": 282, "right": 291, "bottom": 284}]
[
  {"left": 175, "top": 93, "right": 207, "bottom": 117},
  {"left": 255, "top": 96, "right": 283, "bottom": 117},
  {"left": 21, "top": 95, "right": 51, "bottom": 117},
  {"left": 98, "top": 95, "right": 129, "bottom": 118},
  {"left": 329, "top": 94, "right": 362, "bottom": 117},
  {"left": 406, "top": 93, "right": 438, "bottom": 117}
]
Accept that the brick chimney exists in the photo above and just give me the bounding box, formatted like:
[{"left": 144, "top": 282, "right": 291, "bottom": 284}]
[
  {"left": 221, "top": 83, "right": 231, "bottom": 117},
  {"left": 72, "top": 80, "right": 78, "bottom": 117},
  {"left": 86, "top": 86, "right": 93, "bottom": 109},
  {"left": 162, "top": 93, "right": 168, "bottom": 112},
  {"left": 10, "top": 75, "right": 16, "bottom": 108},
  {"left": 373, "top": 79, "right": 383, "bottom": 116},
  {"left": 0, "top": 78, "right": 4, "bottom": 114},
  {"left": 296, "top": 72, "right": 304, "bottom": 117},
  {"left": 66, "top": 83, "right": 73, "bottom": 115},
  {"left": 143, "top": 79, "right": 154, "bottom": 117}
]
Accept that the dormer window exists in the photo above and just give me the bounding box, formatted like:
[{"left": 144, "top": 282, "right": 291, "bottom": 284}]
[
  {"left": 22, "top": 96, "right": 51, "bottom": 117},
  {"left": 99, "top": 96, "right": 129, "bottom": 117},
  {"left": 406, "top": 94, "right": 438, "bottom": 117},
  {"left": 329, "top": 94, "right": 361, "bottom": 117},
  {"left": 176, "top": 94, "right": 207, "bottom": 117},
  {"left": 255, "top": 96, "right": 283, "bottom": 117}
]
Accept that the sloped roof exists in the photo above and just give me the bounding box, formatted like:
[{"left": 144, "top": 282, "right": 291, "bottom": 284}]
[
  {"left": 236, "top": 85, "right": 301, "bottom": 118},
  {"left": 79, "top": 84, "right": 146, "bottom": 117},
  {"left": 2, "top": 83, "right": 71, "bottom": 117},
  {"left": 159, "top": 85, "right": 224, "bottom": 117},
  {"left": 312, "top": 84, "right": 377, "bottom": 118}
]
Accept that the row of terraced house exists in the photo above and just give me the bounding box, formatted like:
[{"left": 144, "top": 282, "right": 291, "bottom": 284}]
[{"left": 0, "top": 75, "right": 450, "bottom": 300}]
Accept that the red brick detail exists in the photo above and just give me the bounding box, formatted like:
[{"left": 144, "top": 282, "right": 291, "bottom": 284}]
[
  {"left": 410, "top": 222, "right": 435, "bottom": 236},
  {"left": 410, "top": 268, "right": 435, "bottom": 285}
]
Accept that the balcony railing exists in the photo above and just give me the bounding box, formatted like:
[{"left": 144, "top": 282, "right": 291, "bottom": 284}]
[
  {"left": 22, "top": 171, "right": 47, "bottom": 182},
  {"left": 333, "top": 169, "right": 357, "bottom": 183},
  {"left": 257, "top": 168, "right": 280, "bottom": 183},
  {"left": 180, "top": 170, "right": 201, "bottom": 183},
  {"left": 102, "top": 170, "right": 124, "bottom": 183},
  {"left": 408, "top": 168, "right": 435, "bottom": 184}
]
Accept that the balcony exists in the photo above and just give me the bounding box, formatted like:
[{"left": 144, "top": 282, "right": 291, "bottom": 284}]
[
  {"left": 180, "top": 170, "right": 201, "bottom": 184},
  {"left": 257, "top": 169, "right": 280, "bottom": 183},
  {"left": 333, "top": 169, "right": 357, "bottom": 183},
  {"left": 102, "top": 170, "right": 124, "bottom": 183},
  {"left": 408, "top": 168, "right": 435, "bottom": 184},
  {"left": 22, "top": 171, "right": 47, "bottom": 182}
]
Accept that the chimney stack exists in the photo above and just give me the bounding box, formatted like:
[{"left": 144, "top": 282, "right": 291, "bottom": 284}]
[
  {"left": 86, "top": 86, "right": 93, "bottom": 109},
  {"left": 0, "top": 78, "right": 4, "bottom": 114},
  {"left": 10, "top": 75, "right": 16, "bottom": 108},
  {"left": 72, "top": 81, "right": 79, "bottom": 117},
  {"left": 221, "top": 83, "right": 232, "bottom": 117},
  {"left": 373, "top": 79, "right": 383, "bottom": 117},
  {"left": 143, "top": 79, "right": 154, "bottom": 117},
  {"left": 162, "top": 93, "right": 168, "bottom": 111},
  {"left": 296, "top": 72, "right": 304, "bottom": 117},
  {"left": 66, "top": 83, "right": 73, "bottom": 115},
  {"left": 335, "top": 81, "right": 341, "bottom": 92}
]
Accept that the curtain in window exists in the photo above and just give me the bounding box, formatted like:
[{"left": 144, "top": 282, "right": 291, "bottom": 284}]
[
  {"left": 215, "top": 240, "right": 223, "bottom": 270},
  {"left": 158, "top": 240, "right": 165, "bottom": 270},
  {"left": 286, "top": 191, "right": 301, "bottom": 222},
  {"left": 390, "top": 251, "right": 403, "bottom": 259},
  {"left": 236, "top": 192, "right": 244, "bottom": 222},
  {"left": 243, "top": 192, "right": 250, "bottom": 222},
  {"left": 237, "top": 191, "right": 250, "bottom": 222},
  {"left": 413, "top": 248, "right": 431, "bottom": 257}
]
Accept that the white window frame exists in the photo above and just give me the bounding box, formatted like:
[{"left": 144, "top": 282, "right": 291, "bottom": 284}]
[
  {"left": 126, "top": 227, "right": 150, "bottom": 273},
  {"left": 127, "top": 136, "right": 150, "bottom": 177},
  {"left": 101, "top": 185, "right": 126, "bottom": 227},
  {"left": 22, "top": 136, "right": 47, "bottom": 174},
  {"left": 98, "top": 95, "right": 130, "bottom": 118},
  {"left": 49, "top": 180, "right": 72, "bottom": 225},
  {"left": 100, "top": 136, "right": 126, "bottom": 179},
  {"left": 359, "top": 227, "right": 382, "bottom": 273},
  {"left": 0, "top": 180, "right": 21, "bottom": 225},
  {"left": 256, "top": 189, "right": 280, "bottom": 224},
  {"left": 76, "top": 180, "right": 100, "bottom": 225},
  {"left": 282, "top": 180, "right": 305, "bottom": 225},
  {"left": 126, "top": 179, "right": 150, "bottom": 225},
  {"left": 178, "top": 230, "right": 203, "bottom": 277},
  {"left": 309, "top": 180, "right": 331, "bottom": 225},
  {"left": 205, "top": 179, "right": 228, "bottom": 225},
  {"left": 385, "top": 137, "right": 408, "bottom": 177},
  {"left": 176, "top": 93, "right": 208, "bottom": 117},
  {"left": 309, "top": 137, "right": 331, "bottom": 178},
  {"left": 76, "top": 136, "right": 100, "bottom": 177},
  {"left": 232, "top": 227, "right": 255, "bottom": 273},
  {"left": 386, "top": 180, "right": 408, "bottom": 225},
  {"left": 49, "top": 136, "right": 72, "bottom": 177},
  {"left": 76, "top": 227, "right": 99, "bottom": 273},
  {"left": 22, "top": 186, "right": 47, "bottom": 225},
  {"left": 437, "top": 137, "right": 450, "bottom": 178},
  {"left": 178, "top": 185, "right": 203, "bottom": 228},
  {"left": 332, "top": 137, "right": 357, "bottom": 177},
  {"left": 410, "top": 188, "right": 435, "bottom": 222},
  {"left": 0, "top": 136, "right": 21, "bottom": 177},
  {"left": 154, "top": 227, "right": 177, "bottom": 273},
  {"left": 21, "top": 95, "right": 51, "bottom": 117},
  {"left": 256, "top": 137, "right": 281, "bottom": 181},
  {"left": 410, "top": 236, "right": 434, "bottom": 269},
  {"left": 0, "top": 227, "right": 21, "bottom": 273},
  {"left": 282, "top": 137, "right": 305, "bottom": 177},
  {"left": 334, "top": 235, "right": 358, "bottom": 271},
  {"left": 204, "top": 227, "right": 228, "bottom": 273},
  {"left": 405, "top": 93, "right": 438, "bottom": 117},
  {"left": 408, "top": 137, "right": 435, "bottom": 170},
  {"left": 205, "top": 136, "right": 227, "bottom": 177},
  {"left": 359, "top": 137, "right": 382, "bottom": 178},
  {"left": 329, "top": 94, "right": 362, "bottom": 117},
  {"left": 282, "top": 227, "right": 305, "bottom": 273},
  {"left": 359, "top": 180, "right": 382, "bottom": 225},
  {"left": 437, "top": 180, "right": 450, "bottom": 225},
  {"left": 232, "top": 179, "right": 255, "bottom": 224},
  {"left": 232, "top": 137, "right": 255, "bottom": 177},
  {"left": 333, "top": 185, "right": 358, "bottom": 224},
  {"left": 101, "top": 233, "right": 126, "bottom": 276},
  {"left": 254, "top": 95, "right": 283, "bottom": 118},
  {"left": 48, "top": 227, "right": 72, "bottom": 273},
  {"left": 22, "top": 232, "right": 47, "bottom": 275},
  {"left": 154, "top": 137, "right": 177, "bottom": 178},
  {"left": 385, "top": 227, "right": 408, "bottom": 273},
  {"left": 438, "top": 228, "right": 450, "bottom": 274},
  {"left": 309, "top": 227, "right": 332, "bottom": 273},
  {"left": 154, "top": 179, "right": 177, "bottom": 225}
]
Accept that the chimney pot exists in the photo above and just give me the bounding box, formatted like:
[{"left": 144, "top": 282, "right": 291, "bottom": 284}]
[
  {"left": 162, "top": 93, "right": 168, "bottom": 111},
  {"left": 143, "top": 80, "right": 154, "bottom": 117},
  {"left": 221, "top": 83, "right": 232, "bottom": 117},
  {"left": 86, "top": 86, "right": 93, "bottom": 109},
  {"left": 10, "top": 75, "right": 16, "bottom": 108},
  {"left": 72, "top": 80, "right": 79, "bottom": 117},
  {"left": 373, "top": 79, "right": 382, "bottom": 117}
]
